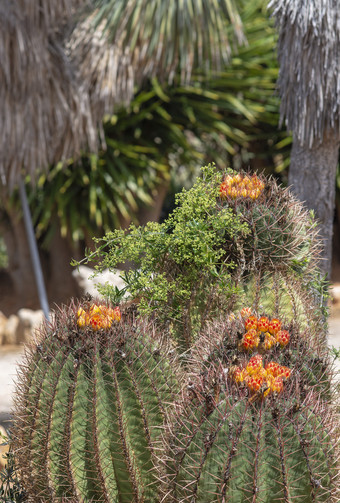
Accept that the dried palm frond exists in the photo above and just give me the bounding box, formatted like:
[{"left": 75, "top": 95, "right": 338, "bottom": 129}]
[
  {"left": 16, "top": 0, "right": 85, "bottom": 30},
  {"left": 0, "top": 1, "right": 98, "bottom": 190},
  {"left": 268, "top": 0, "right": 340, "bottom": 147},
  {"left": 89, "top": 0, "right": 246, "bottom": 85},
  {"left": 1, "top": 0, "right": 245, "bottom": 191}
]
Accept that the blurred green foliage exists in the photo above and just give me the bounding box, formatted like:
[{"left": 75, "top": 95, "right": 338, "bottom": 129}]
[{"left": 0, "top": 237, "right": 8, "bottom": 269}]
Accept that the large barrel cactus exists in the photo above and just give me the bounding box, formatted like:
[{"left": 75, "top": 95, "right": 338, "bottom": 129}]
[
  {"left": 165, "top": 387, "right": 337, "bottom": 502},
  {"left": 11, "top": 299, "right": 180, "bottom": 502},
  {"left": 162, "top": 298, "right": 339, "bottom": 502}
]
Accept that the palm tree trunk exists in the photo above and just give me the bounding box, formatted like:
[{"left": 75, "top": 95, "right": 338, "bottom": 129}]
[{"left": 288, "top": 129, "right": 340, "bottom": 278}]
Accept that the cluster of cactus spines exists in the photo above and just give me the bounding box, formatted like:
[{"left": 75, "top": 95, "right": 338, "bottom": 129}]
[
  {"left": 11, "top": 299, "right": 180, "bottom": 502},
  {"left": 219, "top": 170, "right": 321, "bottom": 274}
]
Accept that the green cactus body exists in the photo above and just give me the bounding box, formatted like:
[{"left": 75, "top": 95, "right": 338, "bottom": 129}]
[
  {"left": 168, "top": 394, "right": 336, "bottom": 503},
  {"left": 234, "top": 271, "right": 326, "bottom": 340},
  {"left": 12, "top": 302, "right": 179, "bottom": 502}
]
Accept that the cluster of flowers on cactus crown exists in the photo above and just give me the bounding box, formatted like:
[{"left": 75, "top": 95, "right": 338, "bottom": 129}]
[
  {"left": 231, "top": 354, "right": 291, "bottom": 398},
  {"left": 77, "top": 304, "right": 121, "bottom": 331},
  {"left": 219, "top": 173, "right": 265, "bottom": 200},
  {"left": 239, "top": 309, "right": 290, "bottom": 351}
]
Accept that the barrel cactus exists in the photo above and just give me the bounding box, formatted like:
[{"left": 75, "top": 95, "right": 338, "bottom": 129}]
[
  {"left": 160, "top": 290, "right": 338, "bottom": 502},
  {"left": 192, "top": 301, "right": 333, "bottom": 402},
  {"left": 164, "top": 380, "right": 338, "bottom": 502},
  {"left": 11, "top": 299, "right": 180, "bottom": 502},
  {"left": 219, "top": 170, "right": 320, "bottom": 275},
  {"left": 85, "top": 165, "right": 323, "bottom": 352}
]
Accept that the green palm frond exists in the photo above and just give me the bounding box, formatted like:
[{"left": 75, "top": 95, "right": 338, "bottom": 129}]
[{"left": 90, "top": 0, "right": 245, "bottom": 83}]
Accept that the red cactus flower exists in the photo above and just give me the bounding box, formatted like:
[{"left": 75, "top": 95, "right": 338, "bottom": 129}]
[
  {"left": 246, "top": 354, "right": 263, "bottom": 375},
  {"left": 241, "top": 329, "right": 259, "bottom": 350},
  {"left": 247, "top": 375, "right": 265, "bottom": 393},
  {"left": 257, "top": 316, "right": 270, "bottom": 332}
]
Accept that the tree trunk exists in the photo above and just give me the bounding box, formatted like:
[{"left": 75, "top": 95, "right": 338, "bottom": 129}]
[
  {"left": 0, "top": 206, "right": 81, "bottom": 314},
  {"left": 0, "top": 205, "right": 40, "bottom": 311},
  {"left": 288, "top": 129, "right": 340, "bottom": 278},
  {"left": 46, "top": 225, "right": 82, "bottom": 304}
]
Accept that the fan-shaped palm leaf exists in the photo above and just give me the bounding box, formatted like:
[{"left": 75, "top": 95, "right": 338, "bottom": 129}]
[{"left": 84, "top": 0, "right": 245, "bottom": 84}]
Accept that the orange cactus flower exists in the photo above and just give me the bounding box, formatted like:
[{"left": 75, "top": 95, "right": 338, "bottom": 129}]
[
  {"left": 219, "top": 174, "right": 264, "bottom": 201},
  {"left": 241, "top": 329, "right": 259, "bottom": 350},
  {"left": 276, "top": 330, "right": 290, "bottom": 347},
  {"left": 265, "top": 361, "right": 281, "bottom": 378},
  {"left": 263, "top": 332, "right": 276, "bottom": 350},
  {"left": 271, "top": 376, "right": 284, "bottom": 394},
  {"left": 240, "top": 307, "right": 252, "bottom": 318},
  {"left": 231, "top": 367, "right": 245, "bottom": 383},
  {"left": 277, "top": 366, "right": 291, "bottom": 380},
  {"left": 245, "top": 316, "right": 258, "bottom": 331},
  {"left": 257, "top": 316, "right": 270, "bottom": 332},
  {"left": 246, "top": 354, "right": 263, "bottom": 375},
  {"left": 247, "top": 375, "right": 265, "bottom": 393},
  {"left": 77, "top": 303, "right": 121, "bottom": 330},
  {"left": 268, "top": 318, "right": 281, "bottom": 335}
]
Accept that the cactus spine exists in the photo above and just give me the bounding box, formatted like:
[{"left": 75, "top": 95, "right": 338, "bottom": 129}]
[{"left": 12, "top": 301, "right": 179, "bottom": 502}]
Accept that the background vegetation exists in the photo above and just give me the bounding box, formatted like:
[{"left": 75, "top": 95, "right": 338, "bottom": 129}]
[
  {"left": 5, "top": 0, "right": 338, "bottom": 313},
  {"left": 21, "top": 0, "right": 289, "bottom": 246}
]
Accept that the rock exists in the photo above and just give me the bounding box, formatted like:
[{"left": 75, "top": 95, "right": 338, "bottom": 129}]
[
  {"left": 3, "top": 315, "right": 21, "bottom": 345},
  {"left": 0, "top": 425, "right": 9, "bottom": 470},
  {"left": 72, "top": 265, "right": 126, "bottom": 298},
  {"left": 0, "top": 312, "right": 7, "bottom": 345},
  {"left": 17, "top": 309, "right": 44, "bottom": 344}
]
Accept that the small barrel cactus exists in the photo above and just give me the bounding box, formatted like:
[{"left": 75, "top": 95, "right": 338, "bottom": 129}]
[
  {"left": 193, "top": 305, "right": 333, "bottom": 401},
  {"left": 11, "top": 299, "right": 180, "bottom": 502},
  {"left": 219, "top": 171, "right": 320, "bottom": 274}
]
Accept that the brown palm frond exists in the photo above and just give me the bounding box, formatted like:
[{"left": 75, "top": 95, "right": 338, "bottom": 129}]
[
  {"left": 268, "top": 0, "right": 340, "bottom": 147},
  {"left": 0, "top": 1, "right": 99, "bottom": 190},
  {"left": 1, "top": 0, "right": 245, "bottom": 191}
]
